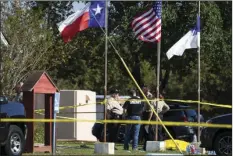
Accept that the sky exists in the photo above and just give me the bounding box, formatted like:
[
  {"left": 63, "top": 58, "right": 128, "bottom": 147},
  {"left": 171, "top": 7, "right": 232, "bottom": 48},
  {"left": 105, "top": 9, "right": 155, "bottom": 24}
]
[
  {"left": 72, "top": 1, "right": 85, "bottom": 12},
  {"left": 72, "top": 1, "right": 110, "bottom": 12}
]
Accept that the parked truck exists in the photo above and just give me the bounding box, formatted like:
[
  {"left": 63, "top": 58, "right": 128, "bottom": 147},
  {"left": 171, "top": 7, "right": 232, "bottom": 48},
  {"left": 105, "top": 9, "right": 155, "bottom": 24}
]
[{"left": 0, "top": 96, "right": 27, "bottom": 156}]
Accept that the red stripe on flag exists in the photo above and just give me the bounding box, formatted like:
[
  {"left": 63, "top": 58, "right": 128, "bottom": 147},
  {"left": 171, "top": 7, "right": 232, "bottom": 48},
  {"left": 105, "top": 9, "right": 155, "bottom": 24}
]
[
  {"left": 133, "top": 12, "right": 156, "bottom": 34},
  {"left": 132, "top": 9, "right": 154, "bottom": 28},
  {"left": 61, "top": 12, "right": 89, "bottom": 43},
  {"left": 131, "top": 8, "right": 153, "bottom": 27},
  {"left": 135, "top": 18, "right": 159, "bottom": 38},
  {"left": 132, "top": 2, "right": 162, "bottom": 43},
  {"left": 147, "top": 30, "right": 161, "bottom": 41},
  {"left": 143, "top": 20, "right": 161, "bottom": 38}
]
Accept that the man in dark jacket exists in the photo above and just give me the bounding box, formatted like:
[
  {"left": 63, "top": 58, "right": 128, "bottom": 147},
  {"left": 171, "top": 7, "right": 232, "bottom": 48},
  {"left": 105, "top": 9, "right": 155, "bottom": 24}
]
[{"left": 123, "top": 89, "right": 144, "bottom": 151}]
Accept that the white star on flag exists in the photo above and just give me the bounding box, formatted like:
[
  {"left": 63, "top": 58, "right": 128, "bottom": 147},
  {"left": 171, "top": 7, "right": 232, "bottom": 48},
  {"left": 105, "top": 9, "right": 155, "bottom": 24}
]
[{"left": 92, "top": 4, "right": 103, "bottom": 15}]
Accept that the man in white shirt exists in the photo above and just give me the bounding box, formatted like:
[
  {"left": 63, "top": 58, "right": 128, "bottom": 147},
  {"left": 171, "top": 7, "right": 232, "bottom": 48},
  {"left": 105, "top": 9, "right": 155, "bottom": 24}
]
[
  {"left": 106, "top": 89, "right": 123, "bottom": 143},
  {"left": 141, "top": 86, "right": 154, "bottom": 150},
  {"left": 152, "top": 93, "right": 170, "bottom": 116},
  {"left": 107, "top": 89, "right": 123, "bottom": 117},
  {"left": 142, "top": 89, "right": 170, "bottom": 149},
  {"left": 148, "top": 93, "right": 170, "bottom": 142}
]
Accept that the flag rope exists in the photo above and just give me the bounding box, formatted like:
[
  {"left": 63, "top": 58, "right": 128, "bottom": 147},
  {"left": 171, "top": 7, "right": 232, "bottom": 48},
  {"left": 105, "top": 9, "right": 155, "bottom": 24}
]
[{"left": 89, "top": 6, "right": 183, "bottom": 154}]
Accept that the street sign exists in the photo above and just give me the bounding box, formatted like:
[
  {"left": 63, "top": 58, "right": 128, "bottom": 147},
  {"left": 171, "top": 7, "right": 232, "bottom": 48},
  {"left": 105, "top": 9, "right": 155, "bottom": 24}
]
[
  {"left": 53, "top": 92, "right": 60, "bottom": 155},
  {"left": 54, "top": 92, "right": 60, "bottom": 113}
]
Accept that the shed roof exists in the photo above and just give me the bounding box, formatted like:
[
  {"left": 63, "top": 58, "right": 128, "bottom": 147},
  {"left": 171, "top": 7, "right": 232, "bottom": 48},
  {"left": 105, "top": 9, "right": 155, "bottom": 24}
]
[{"left": 21, "top": 70, "right": 59, "bottom": 92}]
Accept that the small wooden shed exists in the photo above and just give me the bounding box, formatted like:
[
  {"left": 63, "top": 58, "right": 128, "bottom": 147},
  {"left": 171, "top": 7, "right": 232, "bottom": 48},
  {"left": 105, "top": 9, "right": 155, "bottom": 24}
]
[{"left": 21, "top": 71, "right": 59, "bottom": 153}]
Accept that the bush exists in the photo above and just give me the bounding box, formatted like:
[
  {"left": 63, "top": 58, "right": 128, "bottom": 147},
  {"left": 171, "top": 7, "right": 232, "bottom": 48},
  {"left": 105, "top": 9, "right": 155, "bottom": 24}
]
[{"left": 34, "top": 123, "right": 44, "bottom": 143}]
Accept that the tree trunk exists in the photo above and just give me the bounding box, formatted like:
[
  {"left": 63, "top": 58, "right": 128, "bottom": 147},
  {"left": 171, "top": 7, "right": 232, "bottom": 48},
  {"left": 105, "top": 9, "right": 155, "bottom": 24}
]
[
  {"left": 0, "top": 2, "right": 3, "bottom": 95},
  {"left": 0, "top": 48, "right": 3, "bottom": 95},
  {"left": 160, "top": 66, "right": 170, "bottom": 95},
  {"left": 132, "top": 53, "right": 141, "bottom": 87}
]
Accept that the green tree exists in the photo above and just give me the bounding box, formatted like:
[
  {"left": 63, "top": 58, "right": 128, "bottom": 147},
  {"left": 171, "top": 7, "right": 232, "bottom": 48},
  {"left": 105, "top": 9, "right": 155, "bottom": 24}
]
[
  {"left": 108, "top": 1, "right": 231, "bottom": 109},
  {"left": 2, "top": 1, "right": 230, "bottom": 109},
  {"left": 1, "top": 2, "right": 53, "bottom": 98}
]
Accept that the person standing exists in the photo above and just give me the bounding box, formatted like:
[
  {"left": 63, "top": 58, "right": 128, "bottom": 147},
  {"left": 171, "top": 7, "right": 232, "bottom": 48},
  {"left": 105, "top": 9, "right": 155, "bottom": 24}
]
[
  {"left": 153, "top": 93, "right": 170, "bottom": 120},
  {"left": 151, "top": 92, "right": 170, "bottom": 141},
  {"left": 106, "top": 89, "right": 123, "bottom": 143},
  {"left": 141, "top": 86, "right": 154, "bottom": 150},
  {"left": 143, "top": 91, "right": 170, "bottom": 148},
  {"left": 142, "top": 86, "right": 154, "bottom": 122},
  {"left": 123, "top": 89, "right": 144, "bottom": 151},
  {"left": 14, "top": 82, "right": 23, "bottom": 102}
]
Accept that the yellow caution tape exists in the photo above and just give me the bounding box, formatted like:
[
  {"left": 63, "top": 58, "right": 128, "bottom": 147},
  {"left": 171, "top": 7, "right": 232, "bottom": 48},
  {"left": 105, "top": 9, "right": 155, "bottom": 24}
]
[
  {"left": 165, "top": 99, "right": 232, "bottom": 108},
  {"left": 117, "top": 98, "right": 232, "bottom": 109},
  {"left": 34, "top": 101, "right": 105, "bottom": 113},
  {"left": 1, "top": 118, "right": 231, "bottom": 129},
  {"left": 34, "top": 98, "right": 231, "bottom": 113},
  {"left": 35, "top": 112, "right": 105, "bottom": 124}
]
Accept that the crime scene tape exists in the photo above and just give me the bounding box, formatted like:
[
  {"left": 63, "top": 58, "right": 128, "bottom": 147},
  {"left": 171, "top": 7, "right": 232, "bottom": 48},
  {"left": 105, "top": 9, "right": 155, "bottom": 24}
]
[
  {"left": 35, "top": 112, "right": 105, "bottom": 124},
  {"left": 34, "top": 98, "right": 231, "bottom": 114},
  {"left": 107, "top": 31, "right": 182, "bottom": 153},
  {"left": 1, "top": 118, "right": 232, "bottom": 129},
  {"left": 165, "top": 99, "right": 232, "bottom": 108},
  {"left": 34, "top": 101, "right": 105, "bottom": 113},
  {"left": 117, "top": 98, "right": 232, "bottom": 109}
]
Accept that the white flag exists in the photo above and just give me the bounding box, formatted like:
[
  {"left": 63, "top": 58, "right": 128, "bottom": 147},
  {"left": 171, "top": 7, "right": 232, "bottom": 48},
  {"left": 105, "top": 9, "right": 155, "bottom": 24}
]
[
  {"left": 166, "top": 16, "right": 200, "bottom": 60},
  {"left": 1, "top": 32, "right": 9, "bottom": 47}
]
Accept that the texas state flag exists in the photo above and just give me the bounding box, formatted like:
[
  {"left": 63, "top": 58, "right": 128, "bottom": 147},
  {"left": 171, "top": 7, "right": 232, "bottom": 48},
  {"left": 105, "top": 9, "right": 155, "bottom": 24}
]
[{"left": 58, "top": 1, "right": 105, "bottom": 43}]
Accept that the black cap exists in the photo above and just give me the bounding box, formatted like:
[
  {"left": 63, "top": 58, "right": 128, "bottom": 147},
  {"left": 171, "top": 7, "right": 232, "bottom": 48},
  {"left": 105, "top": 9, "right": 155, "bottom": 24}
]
[
  {"left": 129, "top": 89, "right": 136, "bottom": 96},
  {"left": 110, "top": 89, "right": 119, "bottom": 94}
]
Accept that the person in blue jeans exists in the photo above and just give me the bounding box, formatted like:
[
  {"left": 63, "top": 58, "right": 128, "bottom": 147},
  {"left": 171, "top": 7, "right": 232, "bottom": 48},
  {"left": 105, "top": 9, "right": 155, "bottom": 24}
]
[{"left": 123, "top": 89, "right": 144, "bottom": 150}]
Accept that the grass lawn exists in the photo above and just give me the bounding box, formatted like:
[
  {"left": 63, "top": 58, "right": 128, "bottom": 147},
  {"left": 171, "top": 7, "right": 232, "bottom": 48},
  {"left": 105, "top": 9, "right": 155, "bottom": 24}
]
[
  {"left": 28, "top": 122, "right": 181, "bottom": 155},
  {"left": 23, "top": 141, "right": 181, "bottom": 155}
]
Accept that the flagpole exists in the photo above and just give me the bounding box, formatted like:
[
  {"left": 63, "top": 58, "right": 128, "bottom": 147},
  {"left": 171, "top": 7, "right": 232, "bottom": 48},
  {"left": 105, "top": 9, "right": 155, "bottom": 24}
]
[
  {"left": 103, "top": 0, "right": 108, "bottom": 143},
  {"left": 154, "top": 0, "right": 162, "bottom": 142},
  {"left": 155, "top": 40, "right": 161, "bottom": 141},
  {"left": 197, "top": 1, "right": 201, "bottom": 143}
]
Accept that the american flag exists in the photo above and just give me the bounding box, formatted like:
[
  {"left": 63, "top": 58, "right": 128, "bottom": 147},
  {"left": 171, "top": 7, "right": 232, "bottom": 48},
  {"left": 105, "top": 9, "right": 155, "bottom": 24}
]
[{"left": 132, "top": 1, "right": 162, "bottom": 42}]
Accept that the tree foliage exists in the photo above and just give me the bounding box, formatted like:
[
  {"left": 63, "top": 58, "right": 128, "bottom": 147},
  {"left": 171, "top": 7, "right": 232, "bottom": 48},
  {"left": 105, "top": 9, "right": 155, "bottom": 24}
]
[
  {"left": 1, "top": 1, "right": 231, "bottom": 109},
  {"left": 1, "top": 2, "right": 53, "bottom": 97}
]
